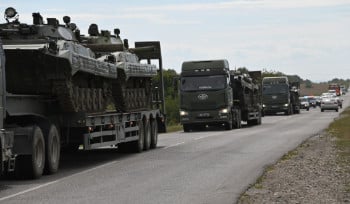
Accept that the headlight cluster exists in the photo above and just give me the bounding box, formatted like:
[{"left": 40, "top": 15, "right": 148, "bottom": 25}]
[
  {"left": 219, "top": 108, "right": 229, "bottom": 114},
  {"left": 180, "top": 110, "right": 188, "bottom": 116},
  {"left": 284, "top": 103, "right": 289, "bottom": 107}
]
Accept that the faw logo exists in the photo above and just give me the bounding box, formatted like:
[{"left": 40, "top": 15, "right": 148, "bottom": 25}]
[{"left": 198, "top": 93, "right": 208, "bottom": 100}]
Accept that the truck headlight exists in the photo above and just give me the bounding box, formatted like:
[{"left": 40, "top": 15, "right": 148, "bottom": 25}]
[
  {"left": 180, "top": 110, "right": 188, "bottom": 116},
  {"left": 262, "top": 104, "right": 266, "bottom": 108},
  {"left": 219, "top": 108, "right": 229, "bottom": 114},
  {"left": 284, "top": 104, "right": 289, "bottom": 107}
]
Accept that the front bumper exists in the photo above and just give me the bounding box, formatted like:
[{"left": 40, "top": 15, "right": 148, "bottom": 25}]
[
  {"left": 180, "top": 109, "right": 230, "bottom": 125},
  {"left": 321, "top": 104, "right": 338, "bottom": 110},
  {"left": 263, "top": 104, "right": 289, "bottom": 113}
]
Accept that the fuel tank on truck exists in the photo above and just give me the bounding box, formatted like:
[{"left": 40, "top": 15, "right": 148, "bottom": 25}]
[{"left": 0, "top": 7, "right": 118, "bottom": 113}]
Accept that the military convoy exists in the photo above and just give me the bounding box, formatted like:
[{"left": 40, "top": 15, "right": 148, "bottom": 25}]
[
  {"left": 179, "top": 60, "right": 262, "bottom": 132},
  {"left": 0, "top": 7, "right": 166, "bottom": 178},
  {"left": 0, "top": 6, "right": 309, "bottom": 180}
]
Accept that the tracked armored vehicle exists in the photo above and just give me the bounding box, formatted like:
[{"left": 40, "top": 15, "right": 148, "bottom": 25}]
[
  {"left": 82, "top": 25, "right": 160, "bottom": 111},
  {"left": 0, "top": 7, "right": 117, "bottom": 113}
]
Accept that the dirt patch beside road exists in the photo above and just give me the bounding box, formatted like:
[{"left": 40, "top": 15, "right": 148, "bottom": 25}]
[{"left": 238, "top": 133, "right": 350, "bottom": 204}]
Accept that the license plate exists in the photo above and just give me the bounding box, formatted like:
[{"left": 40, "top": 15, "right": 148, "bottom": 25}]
[{"left": 198, "top": 113, "right": 210, "bottom": 117}]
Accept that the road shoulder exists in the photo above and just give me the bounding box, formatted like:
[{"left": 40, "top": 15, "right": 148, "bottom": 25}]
[{"left": 238, "top": 132, "right": 350, "bottom": 203}]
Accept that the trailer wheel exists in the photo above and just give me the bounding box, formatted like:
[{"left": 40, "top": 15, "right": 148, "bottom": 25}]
[
  {"left": 131, "top": 120, "right": 144, "bottom": 153},
  {"left": 144, "top": 120, "right": 151, "bottom": 151},
  {"left": 16, "top": 126, "right": 45, "bottom": 179},
  {"left": 150, "top": 119, "right": 158, "bottom": 149},
  {"left": 44, "top": 125, "right": 60, "bottom": 174}
]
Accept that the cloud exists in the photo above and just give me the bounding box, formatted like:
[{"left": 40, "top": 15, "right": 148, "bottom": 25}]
[{"left": 128, "top": 0, "right": 350, "bottom": 12}]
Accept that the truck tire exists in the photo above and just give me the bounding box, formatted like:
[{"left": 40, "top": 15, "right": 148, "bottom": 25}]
[
  {"left": 233, "top": 109, "right": 241, "bottom": 129},
  {"left": 183, "top": 124, "right": 191, "bottom": 132},
  {"left": 321, "top": 109, "right": 324, "bottom": 112},
  {"left": 133, "top": 121, "right": 144, "bottom": 153},
  {"left": 16, "top": 126, "right": 45, "bottom": 179},
  {"left": 44, "top": 125, "right": 60, "bottom": 174},
  {"left": 257, "top": 114, "right": 262, "bottom": 125},
  {"left": 237, "top": 119, "right": 242, "bottom": 128},
  {"left": 144, "top": 120, "right": 151, "bottom": 151},
  {"left": 150, "top": 119, "right": 158, "bottom": 149},
  {"left": 225, "top": 122, "right": 232, "bottom": 130}
]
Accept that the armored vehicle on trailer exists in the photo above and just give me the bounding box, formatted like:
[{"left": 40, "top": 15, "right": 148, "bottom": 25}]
[
  {"left": 0, "top": 7, "right": 117, "bottom": 113},
  {"left": 82, "top": 26, "right": 161, "bottom": 112},
  {"left": 0, "top": 8, "right": 166, "bottom": 179}
]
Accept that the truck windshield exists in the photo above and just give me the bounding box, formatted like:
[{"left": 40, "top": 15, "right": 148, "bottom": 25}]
[
  {"left": 181, "top": 75, "right": 227, "bottom": 91},
  {"left": 263, "top": 84, "right": 288, "bottom": 94}
]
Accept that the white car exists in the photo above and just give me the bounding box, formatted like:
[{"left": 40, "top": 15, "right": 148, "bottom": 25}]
[{"left": 320, "top": 97, "right": 338, "bottom": 112}]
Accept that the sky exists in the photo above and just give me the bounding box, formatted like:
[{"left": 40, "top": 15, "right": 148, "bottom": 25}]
[{"left": 0, "top": 0, "right": 349, "bottom": 82}]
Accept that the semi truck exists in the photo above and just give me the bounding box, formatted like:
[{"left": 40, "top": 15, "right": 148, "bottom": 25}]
[
  {"left": 179, "top": 59, "right": 262, "bottom": 132},
  {"left": 0, "top": 8, "right": 166, "bottom": 179},
  {"left": 328, "top": 83, "right": 341, "bottom": 96},
  {"left": 262, "top": 76, "right": 300, "bottom": 115}
]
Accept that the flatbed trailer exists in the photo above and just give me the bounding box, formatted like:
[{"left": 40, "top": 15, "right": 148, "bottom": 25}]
[
  {"left": 70, "top": 109, "right": 162, "bottom": 151},
  {"left": 0, "top": 39, "right": 166, "bottom": 179}
]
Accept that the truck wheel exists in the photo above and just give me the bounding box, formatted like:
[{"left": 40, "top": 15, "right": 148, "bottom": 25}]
[
  {"left": 257, "top": 114, "right": 262, "bottom": 125},
  {"left": 336, "top": 109, "right": 339, "bottom": 112},
  {"left": 307, "top": 107, "right": 309, "bottom": 111},
  {"left": 44, "top": 125, "right": 60, "bottom": 174},
  {"left": 144, "top": 120, "right": 151, "bottom": 151},
  {"left": 321, "top": 109, "right": 324, "bottom": 112},
  {"left": 16, "top": 126, "right": 45, "bottom": 179},
  {"left": 225, "top": 121, "right": 232, "bottom": 130},
  {"left": 285, "top": 107, "right": 291, "bottom": 115},
  {"left": 183, "top": 124, "right": 191, "bottom": 132},
  {"left": 133, "top": 121, "right": 144, "bottom": 153},
  {"left": 150, "top": 119, "right": 158, "bottom": 149}
]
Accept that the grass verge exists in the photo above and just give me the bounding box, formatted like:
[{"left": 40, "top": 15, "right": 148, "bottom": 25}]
[
  {"left": 327, "top": 106, "right": 350, "bottom": 193},
  {"left": 327, "top": 107, "right": 350, "bottom": 158},
  {"left": 166, "top": 124, "right": 183, "bottom": 133}
]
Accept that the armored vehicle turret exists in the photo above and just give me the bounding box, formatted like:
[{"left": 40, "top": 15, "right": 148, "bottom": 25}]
[{"left": 0, "top": 7, "right": 118, "bottom": 113}]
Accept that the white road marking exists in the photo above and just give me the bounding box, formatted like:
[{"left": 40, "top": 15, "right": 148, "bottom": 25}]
[
  {"left": 0, "top": 160, "right": 120, "bottom": 202},
  {"left": 1, "top": 130, "right": 234, "bottom": 200},
  {"left": 163, "top": 142, "right": 185, "bottom": 149}
]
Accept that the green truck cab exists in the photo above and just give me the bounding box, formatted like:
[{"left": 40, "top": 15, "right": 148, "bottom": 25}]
[
  {"left": 179, "top": 60, "right": 262, "bottom": 132},
  {"left": 179, "top": 60, "right": 233, "bottom": 131},
  {"left": 262, "top": 76, "right": 300, "bottom": 115}
]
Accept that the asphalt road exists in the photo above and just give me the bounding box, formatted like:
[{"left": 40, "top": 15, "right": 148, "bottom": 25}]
[{"left": 0, "top": 94, "right": 348, "bottom": 204}]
